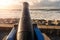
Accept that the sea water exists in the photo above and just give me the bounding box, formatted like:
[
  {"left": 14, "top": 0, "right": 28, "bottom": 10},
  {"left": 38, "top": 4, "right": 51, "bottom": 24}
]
[{"left": 0, "top": 9, "right": 60, "bottom": 20}]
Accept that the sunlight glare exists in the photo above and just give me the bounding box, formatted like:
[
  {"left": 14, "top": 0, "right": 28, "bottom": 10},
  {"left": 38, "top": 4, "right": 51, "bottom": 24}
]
[
  {"left": 19, "top": 0, "right": 41, "bottom": 5},
  {"left": 0, "top": 0, "right": 41, "bottom": 9},
  {"left": 0, "top": 0, "right": 14, "bottom": 6}
]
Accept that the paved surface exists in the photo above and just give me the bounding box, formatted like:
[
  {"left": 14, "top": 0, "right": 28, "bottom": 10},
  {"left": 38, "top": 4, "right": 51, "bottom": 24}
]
[
  {"left": 0, "top": 30, "right": 11, "bottom": 40},
  {"left": 0, "top": 28, "right": 60, "bottom": 40}
]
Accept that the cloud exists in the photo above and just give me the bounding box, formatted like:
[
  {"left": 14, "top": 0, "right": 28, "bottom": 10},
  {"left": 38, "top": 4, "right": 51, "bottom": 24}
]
[{"left": 32, "top": 0, "right": 60, "bottom": 9}]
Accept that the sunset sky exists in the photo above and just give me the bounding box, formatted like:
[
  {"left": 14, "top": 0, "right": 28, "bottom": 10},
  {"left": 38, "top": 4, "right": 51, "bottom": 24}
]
[
  {"left": 0, "top": 0, "right": 60, "bottom": 9},
  {"left": 0, "top": 0, "right": 40, "bottom": 9},
  {"left": 0, "top": 0, "right": 60, "bottom": 19}
]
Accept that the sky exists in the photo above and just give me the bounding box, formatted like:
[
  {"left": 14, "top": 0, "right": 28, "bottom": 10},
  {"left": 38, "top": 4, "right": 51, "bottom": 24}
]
[
  {"left": 33, "top": 0, "right": 60, "bottom": 9},
  {"left": 0, "top": 0, "right": 60, "bottom": 9},
  {"left": 0, "top": 0, "right": 60, "bottom": 19}
]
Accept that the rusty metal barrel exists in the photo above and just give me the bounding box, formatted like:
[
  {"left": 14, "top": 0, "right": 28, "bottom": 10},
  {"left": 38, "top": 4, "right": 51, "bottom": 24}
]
[{"left": 17, "top": 2, "right": 34, "bottom": 40}]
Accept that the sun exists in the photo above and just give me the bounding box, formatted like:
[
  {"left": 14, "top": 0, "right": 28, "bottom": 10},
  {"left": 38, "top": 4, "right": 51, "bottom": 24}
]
[
  {"left": 0, "top": 0, "right": 14, "bottom": 6},
  {"left": 0, "top": 0, "right": 15, "bottom": 9}
]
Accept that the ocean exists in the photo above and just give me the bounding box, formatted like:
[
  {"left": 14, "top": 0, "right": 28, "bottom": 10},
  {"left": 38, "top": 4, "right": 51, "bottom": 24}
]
[{"left": 0, "top": 9, "right": 60, "bottom": 20}]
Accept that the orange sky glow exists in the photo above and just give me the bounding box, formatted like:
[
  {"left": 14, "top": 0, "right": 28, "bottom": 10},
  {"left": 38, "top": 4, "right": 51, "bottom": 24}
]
[
  {"left": 0, "top": 0, "right": 58, "bottom": 9},
  {"left": 0, "top": 0, "right": 41, "bottom": 9}
]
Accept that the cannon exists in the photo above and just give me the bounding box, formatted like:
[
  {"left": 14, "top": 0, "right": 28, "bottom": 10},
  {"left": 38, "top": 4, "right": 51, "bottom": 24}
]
[
  {"left": 17, "top": 2, "right": 34, "bottom": 40},
  {"left": 2, "top": 2, "right": 44, "bottom": 40}
]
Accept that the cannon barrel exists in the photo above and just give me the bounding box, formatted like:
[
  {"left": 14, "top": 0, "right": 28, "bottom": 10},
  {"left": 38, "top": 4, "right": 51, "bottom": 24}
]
[{"left": 17, "top": 2, "right": 34, "bottom": 40}]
